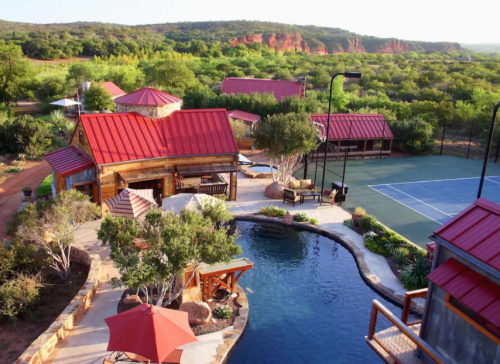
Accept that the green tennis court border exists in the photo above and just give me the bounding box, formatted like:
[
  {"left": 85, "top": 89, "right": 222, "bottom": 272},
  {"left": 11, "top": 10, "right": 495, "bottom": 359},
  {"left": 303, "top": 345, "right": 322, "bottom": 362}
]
[{"left": 295, "top": 156, "right": 500, "bottom": 248}]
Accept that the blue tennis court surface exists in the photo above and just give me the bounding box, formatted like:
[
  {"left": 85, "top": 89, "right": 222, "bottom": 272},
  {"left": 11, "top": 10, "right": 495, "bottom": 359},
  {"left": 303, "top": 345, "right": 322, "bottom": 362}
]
[{"left": 369, "top": 176, "right": 500, "bottom": 225}]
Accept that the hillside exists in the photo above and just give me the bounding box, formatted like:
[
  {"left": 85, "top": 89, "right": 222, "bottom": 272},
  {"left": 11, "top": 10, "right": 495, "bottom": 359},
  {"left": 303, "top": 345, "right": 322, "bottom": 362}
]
[
  {"left": 461, "top": 43, "right": 500, "bottom": 53},
  {"left": 0, "top": 19, "right": 463, "bottom": 59}
]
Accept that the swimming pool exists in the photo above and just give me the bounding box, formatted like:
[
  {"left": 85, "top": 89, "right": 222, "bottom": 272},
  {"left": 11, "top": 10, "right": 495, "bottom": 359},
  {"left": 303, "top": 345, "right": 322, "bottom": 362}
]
[
  {"left": 248, "top": 165, "right": 278, "bottom": 173},
  {"left": 227, "top": 221, "right": 406, "bottom": 364}
]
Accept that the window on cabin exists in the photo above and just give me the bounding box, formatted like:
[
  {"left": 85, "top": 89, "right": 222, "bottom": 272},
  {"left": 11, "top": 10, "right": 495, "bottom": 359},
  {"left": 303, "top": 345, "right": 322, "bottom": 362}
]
[
  {"left": 79, "top": 131, "right": 84, "bottom": 144},
  {"left": 446, "top": 294, "right": 500, "bottom": 341}
]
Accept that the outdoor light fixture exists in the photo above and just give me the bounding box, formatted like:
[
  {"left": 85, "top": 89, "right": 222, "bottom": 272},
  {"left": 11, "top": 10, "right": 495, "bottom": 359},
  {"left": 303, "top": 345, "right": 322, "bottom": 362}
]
[
  {"left": 319, "top": 72, "right": 362, "bottom": 204},
  {"left": 477, "top": 100, "right": 500, "bottom": 198}
]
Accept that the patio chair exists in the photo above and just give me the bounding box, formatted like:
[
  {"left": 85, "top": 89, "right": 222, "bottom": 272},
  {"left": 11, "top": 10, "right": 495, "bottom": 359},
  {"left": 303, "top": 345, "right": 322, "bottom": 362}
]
[
  {"left": 320, "top": 189, "right": 337, "bottom": 207},
  {"left": 283, "top": 188, "right": 301, "bottom": 207}
]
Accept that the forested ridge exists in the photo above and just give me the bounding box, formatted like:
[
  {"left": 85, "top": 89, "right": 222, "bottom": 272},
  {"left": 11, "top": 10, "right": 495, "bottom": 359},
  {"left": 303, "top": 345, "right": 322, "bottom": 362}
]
[{"left": 0, "top": 19, "right": 466, "bottom": 60}]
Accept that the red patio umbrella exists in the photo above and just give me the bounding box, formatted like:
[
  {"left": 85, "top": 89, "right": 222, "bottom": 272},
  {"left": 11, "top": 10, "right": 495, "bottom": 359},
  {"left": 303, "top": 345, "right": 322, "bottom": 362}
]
[{"left": 105, "top": 303, "right": 198, "bottom": 363}]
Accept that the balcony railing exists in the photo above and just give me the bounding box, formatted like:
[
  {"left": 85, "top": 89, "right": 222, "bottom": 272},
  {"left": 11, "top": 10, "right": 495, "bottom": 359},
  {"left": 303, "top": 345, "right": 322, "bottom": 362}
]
[{"left": 366, "top": 289, "right": 447, "bottom": 364}]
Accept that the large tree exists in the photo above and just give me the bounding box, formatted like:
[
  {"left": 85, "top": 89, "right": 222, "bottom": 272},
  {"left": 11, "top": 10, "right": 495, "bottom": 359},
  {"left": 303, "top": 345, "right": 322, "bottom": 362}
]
[
  {"left": 254, "top": 113, "right": 318, "bottom": 185},
  {"left": 0, "top": 41, "right": 34, "bottom": 104},
  {"left": 83, "top": 84, "right": 114, "bottom": 111},
  {"left": 97, "top": 201, "right": 241, "bottom": 307}
]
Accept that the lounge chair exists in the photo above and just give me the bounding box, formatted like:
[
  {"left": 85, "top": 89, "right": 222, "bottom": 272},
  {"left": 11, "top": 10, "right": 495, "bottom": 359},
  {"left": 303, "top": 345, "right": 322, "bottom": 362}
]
[
  {"left": 320, "top": 189, "right": 337, "bottom": 207},
  {"left": 283, "top": 188, "right": 301, "bottom": 206}
]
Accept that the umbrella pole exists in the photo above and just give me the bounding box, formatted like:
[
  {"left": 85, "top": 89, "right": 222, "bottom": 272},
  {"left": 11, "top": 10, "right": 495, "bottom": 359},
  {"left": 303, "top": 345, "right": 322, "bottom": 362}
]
[{"left": 76, "top": 92, "right": 81, "bottom": 121}]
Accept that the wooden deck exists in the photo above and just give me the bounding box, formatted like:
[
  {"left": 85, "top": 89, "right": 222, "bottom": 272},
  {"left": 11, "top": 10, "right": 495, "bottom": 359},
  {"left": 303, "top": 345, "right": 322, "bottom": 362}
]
[{"left": 367, "top": 324, "right": 427, "bottom": 364}]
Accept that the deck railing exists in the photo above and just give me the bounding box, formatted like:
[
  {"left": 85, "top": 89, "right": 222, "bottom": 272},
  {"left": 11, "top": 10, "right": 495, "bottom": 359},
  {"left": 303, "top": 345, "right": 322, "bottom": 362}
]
[{"left": 366, "top": 289, "right": 447, "bottom": 364}]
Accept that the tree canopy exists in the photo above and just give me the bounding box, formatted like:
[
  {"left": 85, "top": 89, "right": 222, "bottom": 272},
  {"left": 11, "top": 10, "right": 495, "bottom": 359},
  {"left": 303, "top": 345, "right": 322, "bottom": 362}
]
[{"left": 83, "top": 84, "right": 114, "bottom": 111}]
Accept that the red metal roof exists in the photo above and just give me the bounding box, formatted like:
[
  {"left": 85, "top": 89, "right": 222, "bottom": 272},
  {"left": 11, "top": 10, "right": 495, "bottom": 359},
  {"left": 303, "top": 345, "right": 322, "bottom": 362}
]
[
  {"left": 428, "top": 257, "right": 500, "bottom": 327},
  {"left": 227, "top": 110, "right": 261, "bottom": 124},
  {"left": 79, "top": 110, "right": 238, "bottom": 165},
  {"left": 114, "top": 87, "right": 183, "bottom": 106},
  {"left": 434, "top": 198, "right": 500, "bottom": 271},
  {"left": 310, "top": 114, "right": 393, "bottom": 140},
  {"left": 44, "top": 145, "right": 94, "bottom": 177},
  {"left": 221, "top": 77, "right": 302, "bottom": 101},
  {"left": 101, "top": 82, "right": 126, "bottom": 98}
]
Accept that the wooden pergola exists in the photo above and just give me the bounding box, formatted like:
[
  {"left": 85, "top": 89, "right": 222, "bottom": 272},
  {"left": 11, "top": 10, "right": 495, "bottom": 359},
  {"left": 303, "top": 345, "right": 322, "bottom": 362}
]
[{"left": 198, "top": 258, "right": 253, "bottom": 301}]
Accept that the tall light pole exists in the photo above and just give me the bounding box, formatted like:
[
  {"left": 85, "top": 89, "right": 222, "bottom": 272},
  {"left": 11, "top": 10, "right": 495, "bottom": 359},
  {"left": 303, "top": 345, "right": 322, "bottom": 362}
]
[
  {"left": 477, "top": 100, "right": 500, "bottom": 198},
  {"left": 319, "top": 72, "right": 361, "bottom": 199}
]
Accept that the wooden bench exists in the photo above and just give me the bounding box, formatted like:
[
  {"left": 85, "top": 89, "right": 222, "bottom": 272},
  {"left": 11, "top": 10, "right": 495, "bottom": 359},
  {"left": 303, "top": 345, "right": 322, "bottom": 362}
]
[{"left": 196, "top": 183, "right": 228, "bottom": 196}]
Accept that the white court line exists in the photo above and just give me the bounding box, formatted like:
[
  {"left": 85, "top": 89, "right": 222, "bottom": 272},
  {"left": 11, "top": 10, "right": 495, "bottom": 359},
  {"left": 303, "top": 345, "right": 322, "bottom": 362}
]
[
  {"left": 368, "top": 186, "right": 443, "bottom": 225},
  {"left": 485, "top": 177, "right": 500, "bottom": 185},
  {"left": 385, "top": 185, "right": 455, "bottom": 218},
  {"left": 368, "top": 175, "right": 500, "bottom": 187}
]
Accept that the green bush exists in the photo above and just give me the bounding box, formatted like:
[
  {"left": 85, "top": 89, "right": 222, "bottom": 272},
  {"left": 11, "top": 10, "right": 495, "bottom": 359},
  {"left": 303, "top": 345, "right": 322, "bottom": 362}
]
[
  {"left": 260, "top": 206, "right": 286, "bottom": 218},
  {"left": 0, "top": 273, "right": 41, "bottom": 323},
  {"left": 5, "top": 167, "right": 21, "bottom": 173},
  {"left": 213, "top": 304, "right": 233, "bottom": 319},
  {"left": 359, "top": 215, "right": 378, "bottom": 232},
  {"left": 400, "top": 257, "right": 430, "bottom": 290},
  {"left": 344, "top": 219, "right": 355, "bottom": 228},
  {"left": 310, "top": 218, "right": 318, "bottom": 225},
  {"left": 391, "top": 247, "right": 410, "bottom": 265},
  {"left": 294, "top": 212, "right": 309, "bottom": 222},
  {"left": 363, "top": 232, "right": 393, "bottom": 257},
  {"left": 0, "top": 243, "right": 15, "bottom": 283},
  {"left": 354, "top": 207, "right": 366, "bottom": 217}
]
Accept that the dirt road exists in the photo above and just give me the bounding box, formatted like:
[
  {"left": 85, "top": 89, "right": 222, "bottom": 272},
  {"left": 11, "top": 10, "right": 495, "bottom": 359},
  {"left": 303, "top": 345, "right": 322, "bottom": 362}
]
[{"left": 0, "top": 160, "right": 51, "bottom": 240}]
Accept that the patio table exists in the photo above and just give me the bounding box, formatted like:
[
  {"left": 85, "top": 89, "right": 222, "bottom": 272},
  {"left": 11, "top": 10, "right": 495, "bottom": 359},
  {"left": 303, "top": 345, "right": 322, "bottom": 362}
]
[{"left": 298, "top": 191, "right": 320, "bottom": 203}]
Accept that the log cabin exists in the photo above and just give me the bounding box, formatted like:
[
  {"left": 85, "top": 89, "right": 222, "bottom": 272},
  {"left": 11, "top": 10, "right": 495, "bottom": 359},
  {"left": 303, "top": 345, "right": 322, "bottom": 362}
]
[{"left": 45, "top": 87, "right": 239, "bottom": 215}]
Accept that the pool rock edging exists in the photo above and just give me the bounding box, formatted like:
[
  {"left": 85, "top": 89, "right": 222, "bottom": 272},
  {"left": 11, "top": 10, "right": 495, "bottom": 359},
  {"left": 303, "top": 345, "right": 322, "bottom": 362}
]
[
  {"left": 15, "top": 245, "right": 102, "bottom": 364},
  {"left": 234, "top": 214, "right": 423, "bottom": 311},
  {"left": 208, "top": 283, "right": 249, "bottom": 364}
]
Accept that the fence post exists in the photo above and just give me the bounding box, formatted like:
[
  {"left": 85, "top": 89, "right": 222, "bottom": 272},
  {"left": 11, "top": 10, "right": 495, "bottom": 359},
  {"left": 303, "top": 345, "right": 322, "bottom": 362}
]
[
  {"left": 379, "top": 121, "right": 387, "bottom": 159},
  {"left": 303, "top": 152, "right": 308, "bottom": 179},
  {"left": 440, "top": 119, "right": 446, "bottom": 155},
  {"left": 495, "top": 132, "right": 500, "bottom": 163},
  {"left": 411, "top": 119, "right": 418, "bottom": 157},
  {"left": 466, "top": 121, "right": 474, "bottom": 159}
]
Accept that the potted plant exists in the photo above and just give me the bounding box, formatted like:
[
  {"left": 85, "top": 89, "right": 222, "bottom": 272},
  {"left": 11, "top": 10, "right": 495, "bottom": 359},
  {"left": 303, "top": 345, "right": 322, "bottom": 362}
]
[
  {"left": 352, "top": 207, "right": 366, "bottom": 227},
  {"left": 21, "top": 186, "right": 32, "bottom": 197}
]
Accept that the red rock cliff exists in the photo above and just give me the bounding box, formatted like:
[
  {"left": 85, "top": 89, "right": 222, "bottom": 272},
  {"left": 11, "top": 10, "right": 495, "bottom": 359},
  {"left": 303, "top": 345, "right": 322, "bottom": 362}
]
[
  {"left": 376, "top": 40, "right": 410, "bottom": 54},
  {"left": 229, "top": 33, "right": 327, "bottom": 54}
]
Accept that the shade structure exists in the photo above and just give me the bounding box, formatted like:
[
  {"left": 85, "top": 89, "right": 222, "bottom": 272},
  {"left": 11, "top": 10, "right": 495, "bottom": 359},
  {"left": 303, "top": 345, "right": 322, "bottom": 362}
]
[
  {"left": 238, "top": 154, "right": 252, "bottom": 165},
  {"left": 105, "top": 304, "right": 198, "bottom": 363},
  {"left": 50, "top": 98, "right": 81, "bottom": 107},
  {"left": 104, "top": 188, "right": 156, "bottom": 218},
  {"left": 162, "top": 193, "right": 219, "bottom": 215}
]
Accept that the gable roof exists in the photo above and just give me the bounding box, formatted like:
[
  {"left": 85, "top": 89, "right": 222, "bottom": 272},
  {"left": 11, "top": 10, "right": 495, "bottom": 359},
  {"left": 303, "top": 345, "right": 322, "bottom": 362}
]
[
  {"left": 221, "top": 77, "right": 302, "bottom": 101},
  {"left": 79, "top": 110, "right": 238, "bottom": 165},
  {"left": 101, "top": 82, "right": 126, "bottom": 98},
  {"left": 310, "top": 114, "right": 393, "bottom": 140},
  {"left": 114, "top": 87, "right": 183, "bottom": 106},
  {"left": 227, "top": 110, "right": 261, "bottom": 124},
  {"left": 434, "top": 198, "right": 500, "bottom": 272},
  {"left": 45, "top": 145, "right": 94, "bottom": 177}
]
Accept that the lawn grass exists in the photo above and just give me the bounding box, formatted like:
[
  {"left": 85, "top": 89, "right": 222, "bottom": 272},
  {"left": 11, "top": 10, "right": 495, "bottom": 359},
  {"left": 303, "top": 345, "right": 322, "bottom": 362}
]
[
  {"left": 37, "top": 174, "right": 53, "bottom": 196},
  {"left": 38, "top": 115, "right": 51, "bottom": 121}
]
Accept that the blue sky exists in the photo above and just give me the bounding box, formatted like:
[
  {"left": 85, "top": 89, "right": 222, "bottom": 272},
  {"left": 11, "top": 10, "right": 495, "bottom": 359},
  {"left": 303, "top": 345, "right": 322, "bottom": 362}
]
[{"left": 0, "top": 0, "right": 495, "bottom": 44}]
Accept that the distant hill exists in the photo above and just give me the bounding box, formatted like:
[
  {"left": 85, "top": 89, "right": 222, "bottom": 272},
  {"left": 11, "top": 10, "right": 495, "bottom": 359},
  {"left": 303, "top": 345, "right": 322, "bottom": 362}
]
[
  {"left": 0, "top": 19, "right": 463, "bottom": 58},
  {"left": 461, "top": 43, "right": 500, "bottom": 53}
]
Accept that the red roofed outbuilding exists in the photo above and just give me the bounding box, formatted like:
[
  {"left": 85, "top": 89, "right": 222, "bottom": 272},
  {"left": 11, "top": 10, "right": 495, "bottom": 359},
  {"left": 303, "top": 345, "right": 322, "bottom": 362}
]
[
  {"left": 115, "top": 87, "right": 183, "bottom": 118},
  {"left": 221, "top": 77, "right": 306, "bottom": 101}
]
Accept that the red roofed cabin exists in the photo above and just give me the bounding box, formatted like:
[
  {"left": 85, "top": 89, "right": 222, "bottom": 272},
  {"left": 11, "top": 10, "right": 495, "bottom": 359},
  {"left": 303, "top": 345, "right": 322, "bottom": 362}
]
[
  {"left": 221, "top": 77, "right": 306, "bottom": 101},
  {"left": 45, "top": 87, "right": 239, "bottom": 215},
  {"left": 310, "top": 114, "right": 393, "bottom": 159},
  {"left": 227, "top": 110, "right": 261, "bottom": 149},
  {"left": 366, "top": 198, "right": 500, "bottom": 364}
]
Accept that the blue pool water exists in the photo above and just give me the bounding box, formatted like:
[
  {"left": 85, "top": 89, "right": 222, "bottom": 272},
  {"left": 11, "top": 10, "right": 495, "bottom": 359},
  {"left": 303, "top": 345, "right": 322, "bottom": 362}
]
[
  {"left": 249, "top": 165, "right": 278, "bottom": 173},
  {"left": 227, "top": 221, "right": 406, "bottom": 364}
]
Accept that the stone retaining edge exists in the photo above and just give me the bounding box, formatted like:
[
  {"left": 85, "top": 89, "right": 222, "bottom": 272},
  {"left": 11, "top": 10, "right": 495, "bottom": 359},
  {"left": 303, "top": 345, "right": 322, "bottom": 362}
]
[
  {"left": 234, "top": 214, "right": 422, "bottom": 311},
  {"left": 15, "top": 245, "right": 102, "bottom": 364},
  {"left": 208, "top": 283, "right": 249, "bottom": 364}
]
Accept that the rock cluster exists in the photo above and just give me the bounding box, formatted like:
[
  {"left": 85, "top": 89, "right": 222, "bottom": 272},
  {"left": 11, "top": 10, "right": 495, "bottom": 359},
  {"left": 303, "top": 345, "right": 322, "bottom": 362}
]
[{"left": 179, "top": 301, "right": 212, "bottom": 325}]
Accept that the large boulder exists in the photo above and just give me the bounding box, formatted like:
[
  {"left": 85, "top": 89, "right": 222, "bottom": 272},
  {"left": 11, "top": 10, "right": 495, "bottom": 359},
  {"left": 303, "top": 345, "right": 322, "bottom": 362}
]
[
  {"left": 283, "top": 211, "right": 295, "bottom": 226},
  {"left": 265, "top": 181, "right": 287, "bottom": 199},
  {"left": 179, "top": 301, "right": 212, "bottom": 325},
  {"left": 123, "top": 295, "right": 141, "bottom": 305}
]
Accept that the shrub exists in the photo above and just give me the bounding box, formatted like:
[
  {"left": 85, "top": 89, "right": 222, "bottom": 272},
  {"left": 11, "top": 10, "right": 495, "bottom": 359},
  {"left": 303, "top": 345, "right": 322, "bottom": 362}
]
[
  {"left": 363, "top": 232, "right": 394, "bottom": 257},
  {"left": 343, "top": 219, "right": 355, "bottom": 228},
  {"left": 359, "top": 214, "right": 378, "bottom": 232},
  {"left": 5, "top": 167, "right": 21, "bottom": 173},
  {"left": 354, "top": 207, "right": 366, "bottom": 217},
  {"left": 0, "top": 243, "right": 15, "bottom": 283},
  {"left": 392, "top": 247, "right": 410, "bottom": 265},
  {"left": 0, "top": 273, "right": 42, "bottom": 323},
  {"left": 21, "top": 186, "right": 32, "bottom": 192},
  {"left": 400, "top": 257, "right": 430, "bottom": 290},
  {"left": 294, "top": 212, "right": 309, "bottom": 222},
  {"left": 213, "top": 304, "right": 233, "bottom": 319},
  {"left": 260, "top": 206, "right": 286, "bottom": 218},
  {"left": 310, "top": 218, "right": 318, "bottom": 225}
]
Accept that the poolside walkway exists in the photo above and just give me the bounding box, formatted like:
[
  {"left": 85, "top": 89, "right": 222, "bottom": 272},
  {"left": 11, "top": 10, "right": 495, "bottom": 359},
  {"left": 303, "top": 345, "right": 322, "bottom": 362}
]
[{"left": 227, "top": 172, "right": 407, "bottom": 298}]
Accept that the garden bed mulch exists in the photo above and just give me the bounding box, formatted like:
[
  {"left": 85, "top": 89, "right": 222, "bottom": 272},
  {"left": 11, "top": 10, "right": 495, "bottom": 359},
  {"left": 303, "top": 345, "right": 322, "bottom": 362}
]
[
  {"left": 0, "top": 262, "right": 89, "bottom": 364},
  {"left": 117, "top": 289, "right": 240, "bottom": 336}
]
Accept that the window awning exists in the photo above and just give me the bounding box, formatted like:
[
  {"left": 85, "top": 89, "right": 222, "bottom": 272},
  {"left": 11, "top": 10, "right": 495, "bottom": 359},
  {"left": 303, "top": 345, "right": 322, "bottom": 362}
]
[
  {"left": 118, "top": 166, "right": 172, "bottom": 183},
  {"left": 44, "top": 146, "right": 94, "bottom": 177},
  {"left": 176, "top": 163, "right": 237, "bottom": 176},
  {"left": 428, "top": 258, "right": 500, "bottom": 327}
]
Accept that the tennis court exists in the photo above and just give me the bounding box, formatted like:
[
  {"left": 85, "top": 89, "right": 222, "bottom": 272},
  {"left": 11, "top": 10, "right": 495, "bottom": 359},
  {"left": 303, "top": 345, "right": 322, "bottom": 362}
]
[{"left": 296, "top": 156, "right": 500, "bottom": 247}]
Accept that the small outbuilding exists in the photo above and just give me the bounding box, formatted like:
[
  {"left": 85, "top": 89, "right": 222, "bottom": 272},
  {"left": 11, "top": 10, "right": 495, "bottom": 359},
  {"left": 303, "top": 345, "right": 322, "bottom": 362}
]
[
  {"left": 221, "top": 77, "right": 306, "bottom": 101},
  {"left": 227, "top": 110, "right": 260, "bottom": 149},
  {"left": 114, "top": 87, "right": 183, "bottom": 119}
]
